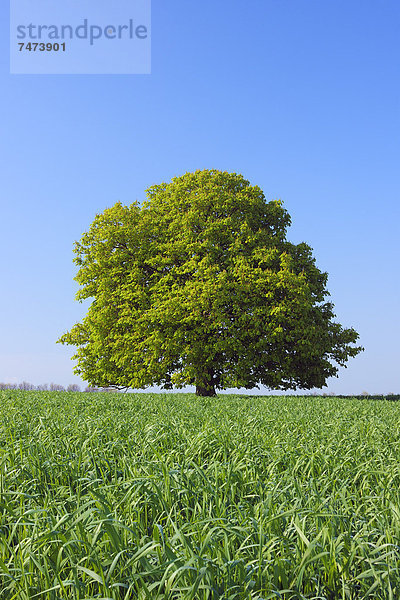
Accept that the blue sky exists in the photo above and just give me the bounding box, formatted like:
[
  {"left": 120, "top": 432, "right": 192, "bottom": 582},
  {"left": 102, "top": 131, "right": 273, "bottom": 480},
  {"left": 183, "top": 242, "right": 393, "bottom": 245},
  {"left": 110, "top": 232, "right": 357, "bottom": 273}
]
[{"left": 1, "top": 0, "right": 399, "bottom": 394}]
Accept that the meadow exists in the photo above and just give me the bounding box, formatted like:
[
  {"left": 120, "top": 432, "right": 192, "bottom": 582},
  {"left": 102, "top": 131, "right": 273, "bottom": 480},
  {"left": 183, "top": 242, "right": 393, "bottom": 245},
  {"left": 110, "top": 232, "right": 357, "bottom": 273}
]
[{"left": 1, "top": 391, "right": 400, "bottom": 599}]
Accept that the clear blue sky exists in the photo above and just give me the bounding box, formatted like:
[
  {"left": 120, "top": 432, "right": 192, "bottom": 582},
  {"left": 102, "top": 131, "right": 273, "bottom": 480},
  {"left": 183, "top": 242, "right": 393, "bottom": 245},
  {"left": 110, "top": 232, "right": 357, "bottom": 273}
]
[{"left": 1, "top": 1, "right": 399, "bottom": 394}]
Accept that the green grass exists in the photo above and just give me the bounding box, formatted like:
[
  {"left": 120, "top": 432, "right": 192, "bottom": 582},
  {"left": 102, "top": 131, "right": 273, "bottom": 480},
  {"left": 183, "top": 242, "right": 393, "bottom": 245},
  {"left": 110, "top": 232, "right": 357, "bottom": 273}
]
[{"left": 1, "top": 391, "right": 400, "bottom": 599}]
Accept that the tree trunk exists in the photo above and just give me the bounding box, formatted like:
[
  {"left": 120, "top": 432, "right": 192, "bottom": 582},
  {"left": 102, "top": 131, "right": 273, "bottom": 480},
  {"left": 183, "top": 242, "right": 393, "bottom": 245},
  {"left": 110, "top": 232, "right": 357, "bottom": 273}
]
[
  {"left": 195, "top": 382, "right": 216, "bottom": 396},
  {"left": 195, "top": 366, "right": 217, "bottom": 397}
]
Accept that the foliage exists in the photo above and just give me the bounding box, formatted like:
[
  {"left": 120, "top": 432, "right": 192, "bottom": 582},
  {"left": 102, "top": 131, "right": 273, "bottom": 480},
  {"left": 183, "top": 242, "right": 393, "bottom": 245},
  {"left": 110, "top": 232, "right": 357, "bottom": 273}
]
[
  {"left": 1, "top": 390, "right": 400, "bottom": 598},
  {"left": 58, "top": 169, "right": 363, "bottom": 393}
]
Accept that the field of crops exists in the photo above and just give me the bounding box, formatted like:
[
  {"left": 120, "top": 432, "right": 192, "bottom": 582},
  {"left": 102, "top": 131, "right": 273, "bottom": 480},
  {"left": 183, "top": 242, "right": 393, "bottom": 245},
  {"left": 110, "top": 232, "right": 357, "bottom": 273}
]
[{"left": 1, "top": 391, "right": 400, "bottom": 599}]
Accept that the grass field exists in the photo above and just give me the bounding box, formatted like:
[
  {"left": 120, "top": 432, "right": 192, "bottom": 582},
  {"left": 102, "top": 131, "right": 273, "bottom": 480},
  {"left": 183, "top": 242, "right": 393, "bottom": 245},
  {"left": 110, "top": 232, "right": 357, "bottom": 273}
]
[{"left": 1, "top": 391, "right": 400, "bottom": 599}]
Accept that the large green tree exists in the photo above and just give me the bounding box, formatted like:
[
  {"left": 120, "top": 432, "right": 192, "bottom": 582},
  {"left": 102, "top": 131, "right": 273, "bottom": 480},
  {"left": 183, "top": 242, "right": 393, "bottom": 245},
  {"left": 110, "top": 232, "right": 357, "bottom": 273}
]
[{"left": 58, "top": 169, "right": 363, "bottom": 396}]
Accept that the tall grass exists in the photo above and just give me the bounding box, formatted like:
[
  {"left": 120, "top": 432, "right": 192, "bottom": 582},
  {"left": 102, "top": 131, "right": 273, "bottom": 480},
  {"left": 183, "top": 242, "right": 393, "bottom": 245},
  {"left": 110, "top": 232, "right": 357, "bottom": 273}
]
[{"left": 1, "top": 391, "right": 400, "bottom": 599}]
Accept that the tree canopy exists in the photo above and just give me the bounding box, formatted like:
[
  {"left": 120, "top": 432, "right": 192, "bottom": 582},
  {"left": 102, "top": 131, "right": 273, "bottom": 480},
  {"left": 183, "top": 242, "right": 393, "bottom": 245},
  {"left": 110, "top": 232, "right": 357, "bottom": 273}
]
[{"left": 58, "top": 169, "right": 363, "bottom": 395}]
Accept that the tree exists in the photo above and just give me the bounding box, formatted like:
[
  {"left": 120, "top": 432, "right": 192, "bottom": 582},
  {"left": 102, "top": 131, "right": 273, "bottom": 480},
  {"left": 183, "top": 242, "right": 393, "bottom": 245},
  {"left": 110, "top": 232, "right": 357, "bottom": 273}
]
[
  {"left": 49, "top": 383, "right": 65, "bottom": 392},
  {"left": 58, "top": 169, "right": 363, "bottom": 396},
  {"left": 18, "top": 381, "right": 35, "bottom": 390},
  {"left": 67, "top": 384, "right": 81, "bottom": 392}
]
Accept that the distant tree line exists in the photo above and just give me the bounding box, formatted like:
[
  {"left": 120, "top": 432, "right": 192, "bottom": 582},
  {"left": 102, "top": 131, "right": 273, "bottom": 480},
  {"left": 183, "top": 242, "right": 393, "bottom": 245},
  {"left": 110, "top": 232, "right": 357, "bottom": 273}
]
[
  {"left": 334, "top": 393, "right": 400, "bottom": 401},
  {"left": 0, "top": 383, "right": 398, "bottom": 400},
  {"left": 0, "top": 382, "right": 105, "bottom": 392}
]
